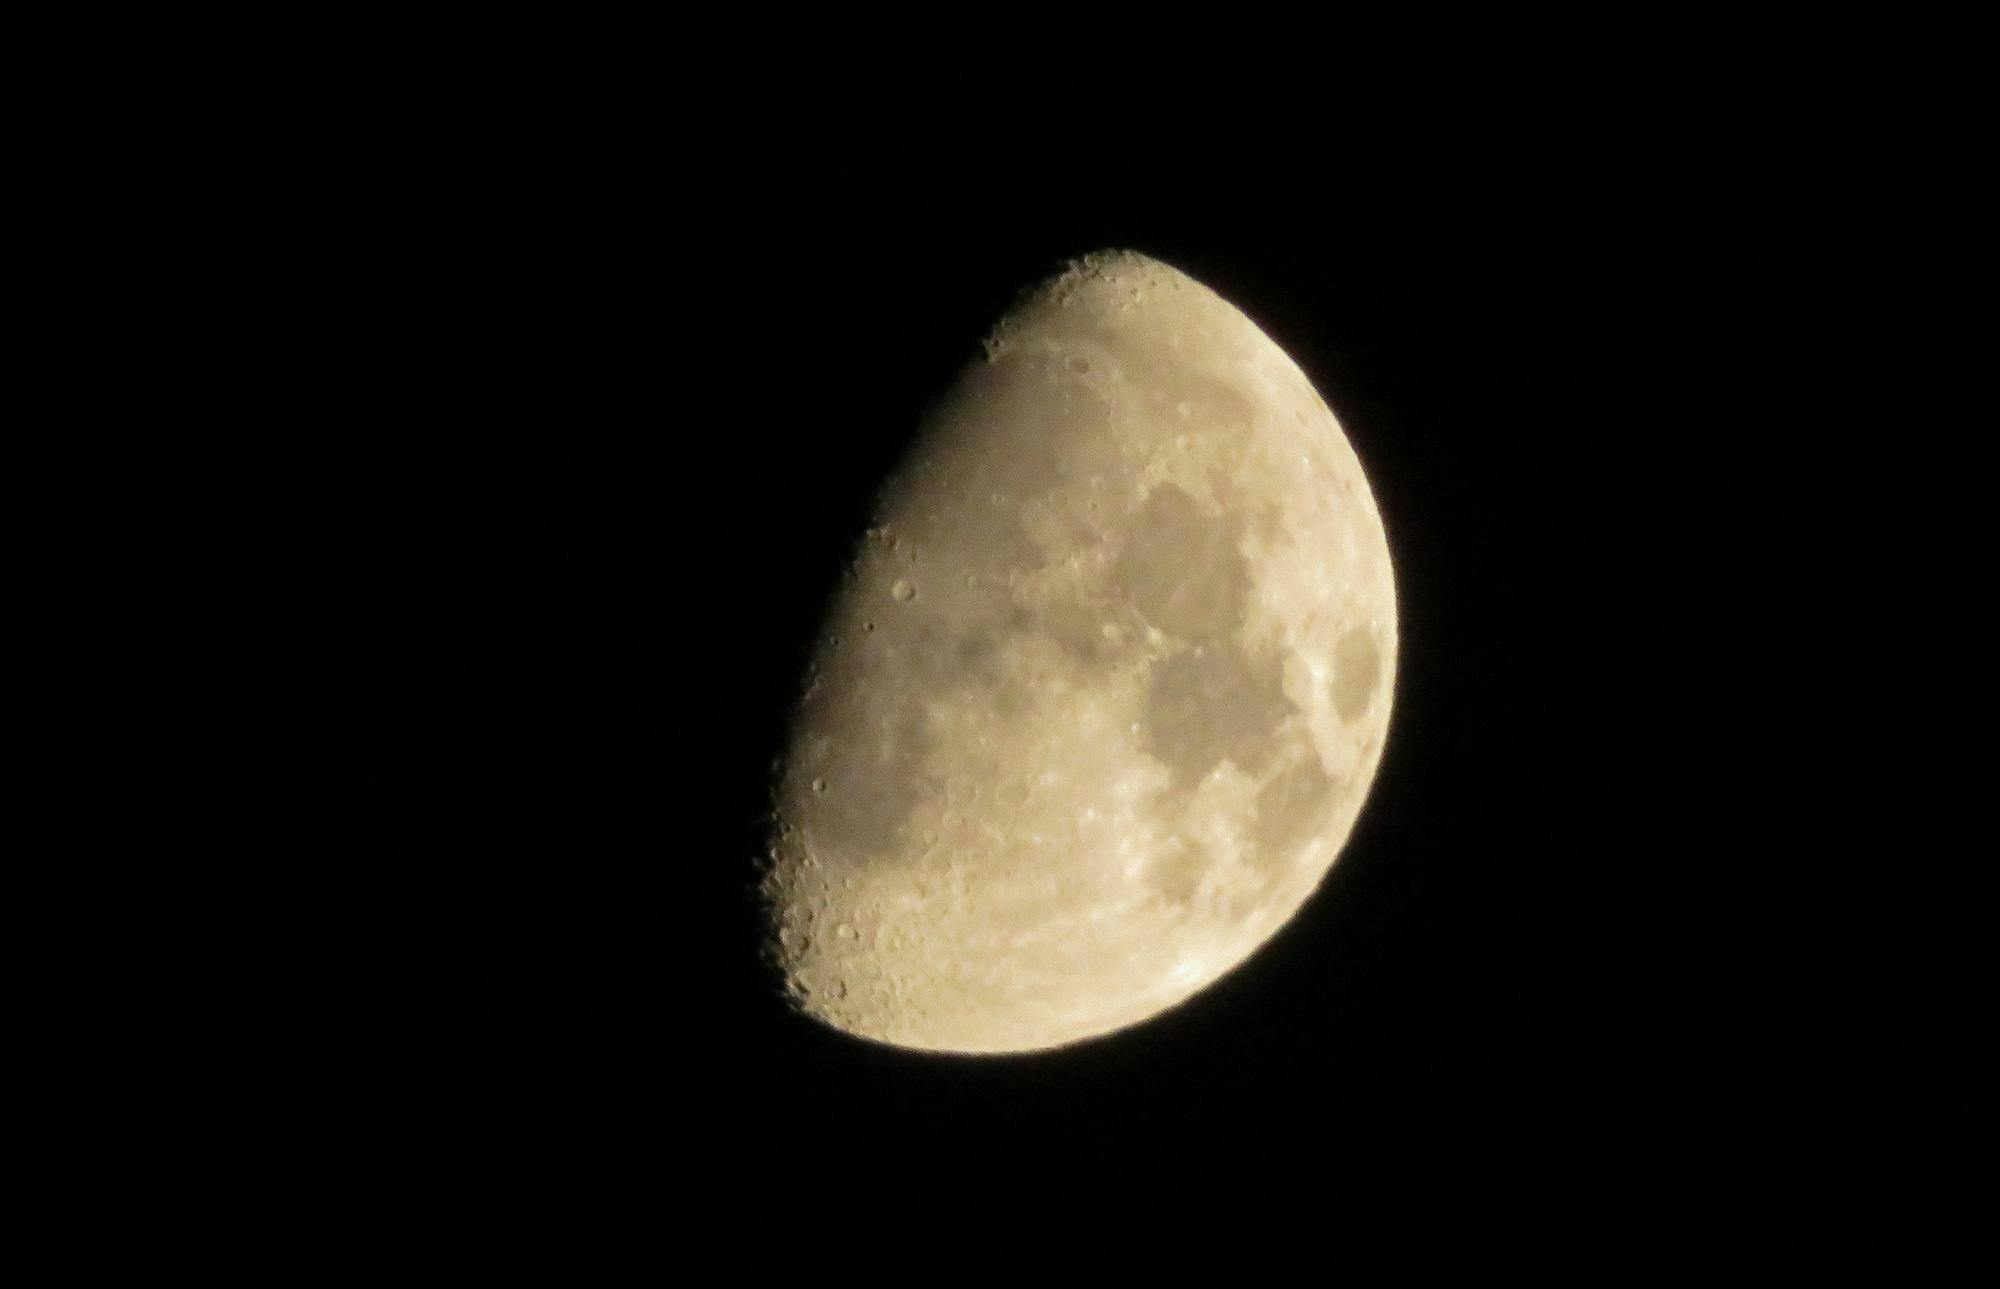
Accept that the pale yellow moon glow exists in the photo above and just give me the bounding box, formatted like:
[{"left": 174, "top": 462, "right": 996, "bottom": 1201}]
[{"left": 761, "top": 250, "right": 1397, "bottom": 1054}]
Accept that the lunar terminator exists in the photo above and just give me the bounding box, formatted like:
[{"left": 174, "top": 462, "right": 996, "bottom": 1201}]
[{"left": 761, "top": 250, "right": 1397, "bottom": 1053}]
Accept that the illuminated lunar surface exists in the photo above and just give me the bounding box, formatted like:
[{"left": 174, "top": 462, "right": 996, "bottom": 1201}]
[{"left": 761, "top": 250, "right": 1397, "bottom": 1054}]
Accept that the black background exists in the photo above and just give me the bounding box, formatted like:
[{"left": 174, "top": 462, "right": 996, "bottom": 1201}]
[{"left": 339, "top": 151, "right": 1832, "bottom": 1219}]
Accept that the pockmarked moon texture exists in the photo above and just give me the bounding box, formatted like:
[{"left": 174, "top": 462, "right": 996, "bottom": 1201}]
[{"left": 761, "top": 250, "right": 1397, "bottom": 1054}]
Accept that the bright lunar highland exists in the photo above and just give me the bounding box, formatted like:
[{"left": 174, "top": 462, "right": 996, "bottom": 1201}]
[{"left": 761, "top": 250, "right": 1397, "bottom": 1054}]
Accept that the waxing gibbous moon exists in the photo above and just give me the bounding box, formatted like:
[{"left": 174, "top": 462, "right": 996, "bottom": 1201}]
[{"left": 760, "top": 250, "right": 1396, "bottom": 1054}]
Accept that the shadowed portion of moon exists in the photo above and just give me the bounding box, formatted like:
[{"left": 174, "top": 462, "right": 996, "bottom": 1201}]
[{"left": 761, "top": 249, "right": 1398, "bottom": 1054}]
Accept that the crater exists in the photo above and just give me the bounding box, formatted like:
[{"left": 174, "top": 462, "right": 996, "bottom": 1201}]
[
  {"left": 1146, "top": 838, "right": 1211, "bottom": 905},
  {"left": 794, "top": 648, "right": 939, "bottom": 862},
  {"left": 1330, "top": 626, "right": 1381, "bottom": 722},
  {"left": 1252, "top": 752, "right": 1338, "bottom": 866}
]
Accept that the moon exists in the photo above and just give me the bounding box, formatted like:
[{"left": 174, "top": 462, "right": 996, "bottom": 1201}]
[{"left": 760, "top": 250, "right": 1397, "bottom": 1054}]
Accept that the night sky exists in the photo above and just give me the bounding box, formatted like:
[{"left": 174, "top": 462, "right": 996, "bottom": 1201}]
[{"left": 333, "top": 145, "right": 1859, "bottom": 1223}]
